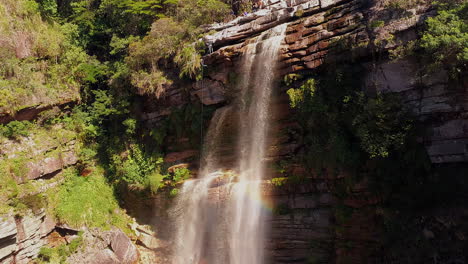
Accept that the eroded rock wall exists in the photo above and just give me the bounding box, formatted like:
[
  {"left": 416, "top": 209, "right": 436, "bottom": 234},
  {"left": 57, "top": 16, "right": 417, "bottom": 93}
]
[
  {"left": 138, "top": 0, "right": 467, "bottom": 263},
  {"left": 0, "top": 212, "right": 55, "bottom": 264}
]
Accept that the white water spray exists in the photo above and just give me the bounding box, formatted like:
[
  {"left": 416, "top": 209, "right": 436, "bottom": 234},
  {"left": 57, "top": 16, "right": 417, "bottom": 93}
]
[{"left": 172, "top": 24, "right": 287, "bottom": 264}]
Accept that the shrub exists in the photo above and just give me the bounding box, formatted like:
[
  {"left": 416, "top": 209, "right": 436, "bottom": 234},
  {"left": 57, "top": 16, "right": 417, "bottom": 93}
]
[
  {"left": 0, "top": 121, "right": 34, "bottom": 139},
  {"left": 124, "top": 0, "right": 230, "bottom": 95},
  {"left": 370, "top": 20, "right": 385, "bottom": 28},
  {"left": 38, "top": 234, "right": 83, "bottom": 263},
  {"left": 53, "top": 168, "right": 128, "bottom": 229},
  {"left": 123, "top": 118, "right": 137, "bottom": 135},
  {"left": 38, "top": 247, "right": 54, "bottom": 262},
  {"left": 148, "top": 172, "right": 166, "bottom": 194},
  {"left": 352, "top": 93, "right": 413, "bottom": 158},
  {"left": 170, "top": 188, "right": 179, "bottom": 197},
  {"left": 420, "top": 2, "right": 468, "bottom": 75},
  {"left": 287, "top": 79, "right": 316, "bottom": 108},
  {"left": 174, "top": 44, "right": 203, "bottom": 80},
  {"left": 130, "top": 70, "right": 171, "bottom": 97},
  {"left": 286, "top": 64, "right": 418, "bottom": 171},
  {"left": 117, "top": 144, "right": 159, "bottom": 185},
  {"left": 172, "top": 167, "right": 191, "bottom": 182},
  {"left": 384, "top": 0, "right": 422, "bottom": 11},
  {"left": 0, "top": 0, "right": 97, "bottom": 111},
  {"left": 271, "top": 177, "right": 288, "bottom": 187}
]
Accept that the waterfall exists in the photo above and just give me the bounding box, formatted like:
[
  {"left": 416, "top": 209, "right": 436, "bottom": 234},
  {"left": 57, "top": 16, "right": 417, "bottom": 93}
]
[{"left": 171, "top": 24, "right": 287, "bottom": 264}]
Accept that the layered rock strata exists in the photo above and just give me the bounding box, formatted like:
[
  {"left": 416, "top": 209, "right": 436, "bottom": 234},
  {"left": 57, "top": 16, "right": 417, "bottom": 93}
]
[{"left": 139, "top": 0, "right": 467, "bottom": 263}]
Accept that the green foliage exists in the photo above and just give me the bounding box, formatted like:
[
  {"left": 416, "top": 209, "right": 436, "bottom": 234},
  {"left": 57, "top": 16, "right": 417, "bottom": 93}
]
[
  {"left": 286, "top": 64, "right": 420, "bottom": 179},
  {"left": 123, "top": 118, "right": 137, "bottom": 135},
  {"left": 370, "top": 20, "right": 385, "bottom": 28},
  {"left": 59, "top": 90, "right": 127, "bottom": 142},
  {"left": 110, "top": 35, "right": 140, "bottom": 56},
  {"left": 148, "top": 171, "right": 166, "bottom": 194},
  {"left": 124, "top": 0, "right": 229, "bottom": 96},
  {"left": 0, "top": 121, "right": 34, "bottom": 139},
  {"left": 287, "top": 79, "right": 316, "bottom": 108},
  {"left": 173, "top": 0, "right": 230, "bottom": 26},
  {"left": 420, "top": 2, "right": 467, "bottom": 75},
  {"left": 0, "top": 154, "right": 30, "bottom": 188},
  {"left": 130, "top": 70, "right": 172, "bottom": 97},
  {"left": 172, "top": 167, "right": 191, "bottom": 182},
  {"left": 121, "top": 0, "right": 170, "bottom": 17},
  {"left": 38, "top": 247, "right": 54, "bottom": 262},
  {"left": 36, "top": 0, "right": 58, "bottom": 18},
  {"left": 175, "top": 44, "right": 203, "bottom": 80},
  {"left": 385, "top": 0, "right": 422, "bottom": 11},
  {"left": 117, "top": 145, "right": 161, "bottom": 185},
  {"left": 352, "top": 93, "right": 413, "bottom": 158},
  {"left": 170, "top": 188, "right": 179, "bottom": 196},
  {"left": 0, "top": 164, "right": 19, "bottom": 213},
  {"left": 271, "top": 177, "right": 288, "bottom": 187},
  {"left": 283, "top": 73, "right": 303, "bottom": 86},
  {"left": 389, "top": 40, "right": 416, "bottom": 60},
  {"left": 0, "top": 0, "right": 103, "bottom": 112},
  {"left": 12, "top": 194, "right": 47, "bottom": 215},
  {"left": 38, "top": 234, "right": 83, "bottom": 263},
  {"left": 53, "top": 168, "right": 129, "bottom": 229}
]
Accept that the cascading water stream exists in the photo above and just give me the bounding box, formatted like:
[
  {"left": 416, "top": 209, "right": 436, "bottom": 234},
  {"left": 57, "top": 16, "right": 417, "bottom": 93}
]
[{"left": 171, "top": 24, "right": 287, "bottom": 264}]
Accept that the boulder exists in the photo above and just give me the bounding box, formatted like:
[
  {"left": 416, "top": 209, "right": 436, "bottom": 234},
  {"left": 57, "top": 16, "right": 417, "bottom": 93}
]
[
  {"left": 110, "top": 230, "right": 138, "bottom": 264},
  {"left": 94, "top": 249, "right": 122, "bottom": 264},
  {"left": 138, "top": 233, "right": 164, "bottom": 250}
]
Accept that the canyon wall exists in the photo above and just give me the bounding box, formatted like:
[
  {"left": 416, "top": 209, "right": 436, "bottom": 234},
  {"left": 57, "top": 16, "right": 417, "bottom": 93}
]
[
  {"left": 0, "top": 0, "right": 466, "bottom": 263},
  {"left": 140, "top": 0, "right": 468, "bottom": 263}
]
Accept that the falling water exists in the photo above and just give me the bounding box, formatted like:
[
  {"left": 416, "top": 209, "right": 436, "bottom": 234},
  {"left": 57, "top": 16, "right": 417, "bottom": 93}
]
[{"left": 172, "top": 24, "right": 287, "bottom": 264}]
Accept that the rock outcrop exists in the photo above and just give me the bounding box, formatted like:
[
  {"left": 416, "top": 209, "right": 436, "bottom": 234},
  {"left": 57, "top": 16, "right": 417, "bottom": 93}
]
[
  {"left": 0, "top": 126, "right": 78, "bottom": 263},
  {"left": 198, "top": 0, "right": 468, "bottom": 164},
  {"left": 366, "top": 58, "right": 468, "bottom": 163},
  {"left": 67, "top": 229, "right": 138, "bottom": 264},
  {"left": 0, "top": 128, "right": 78, "bottom": 184},
  {"left": 0, "top": 211, "right": 55, "bottom": 264}
]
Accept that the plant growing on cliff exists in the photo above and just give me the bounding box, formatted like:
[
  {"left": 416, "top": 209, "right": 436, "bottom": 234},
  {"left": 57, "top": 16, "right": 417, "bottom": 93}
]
[
  {"left": 271, "top": 177, "right": 288, "bottom": 187},
  {"left": 420, "top": 2, "right": 468, "bottom": 76},
  {"left": 0, "top": 121, "right": 34, "bottom": 139},
  {"left": 286, "top": 64, "right": 418, "bottom": 172},
  {"left": 352, "top": 93, "right": 413, "bottom": 158},
  {"left": 172, "top": 167, "right": 192, "bottom": 182},
  {"left": 38, "top": 233, "right": 83, "bottom": 263},
  {"left": 123, "top": 0, "right": 229, "bottom": 97},
  {"left": 170, "top": 188, "right": 179, "bottom": 197},
  {"left": 52, "top": 168, "right": 130, "bottom": 229},
  {"left": 287, "top": 78, "right": 316, "bottom": 108},
  {"left": 0, "top": 0, "right": 104, "bottom": 112}
]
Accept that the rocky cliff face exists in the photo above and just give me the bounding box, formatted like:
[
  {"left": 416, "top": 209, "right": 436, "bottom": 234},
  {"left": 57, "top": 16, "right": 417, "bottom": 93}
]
[
  {"left": 145, "top": 0, "right": 467, "bottom": 165},
  {"left": 0, "top": 212, "right": 55, "bottom": 264},
  {"left": 0, "top": 0, "right": 465, "bottom": 263},
  {"left": 139, "top": 0, "right": 468, "bottom": 263}
]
